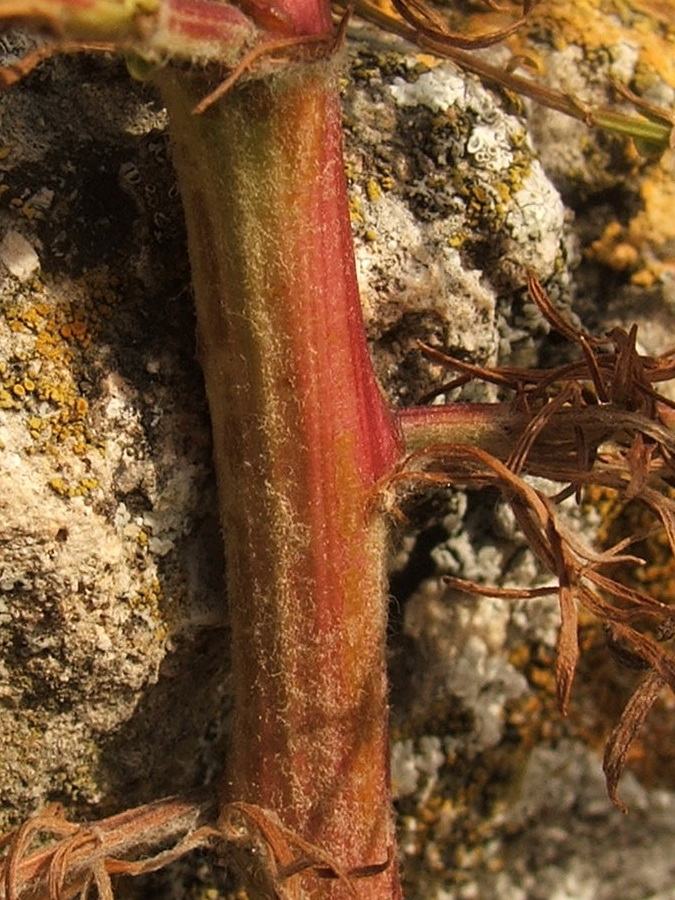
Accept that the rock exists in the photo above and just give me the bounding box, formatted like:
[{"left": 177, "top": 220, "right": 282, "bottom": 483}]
[
  {"left": 2, "top": 5, "right": 675, "bottom": 898},
  {"left": 0, "top": 229, "right": 40, "bottom": 280}
]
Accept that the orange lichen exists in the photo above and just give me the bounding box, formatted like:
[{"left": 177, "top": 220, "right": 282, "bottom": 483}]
[
  {"left": 588, "top": 221, "right": 640, "bottom": 271},
  {"left": 586, "top": 483, "right": 675, "bottom": 605},
  {"left": 515, "top": 0, "right": 675, "bottom": 88},
  {"left": 510, "top": 0, "right": 675, "bottom": 283},
  {"left": 630, "top": 165, "right": 675, "bottom": 251}
]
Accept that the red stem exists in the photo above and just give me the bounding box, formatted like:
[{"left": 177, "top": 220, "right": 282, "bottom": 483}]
[{"left": 158, "top": 38, "right": 402, "bottom": 900}]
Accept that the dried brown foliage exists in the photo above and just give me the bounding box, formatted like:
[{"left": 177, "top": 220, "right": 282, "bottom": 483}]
[
  {"left": 396, "top": 273, "right": 675, "bottom": 810},
  {"left": 389, "top": 0, "right": 533, "bottom": 50},
  {"left": 0, "top": 797, "right": 392, "bottom": 900},
  {"left": 219, "top": 802, "right": 392, "bottom": 898},
  {"left": 0, "top": 796, "right": 218, "bottom": 900}
]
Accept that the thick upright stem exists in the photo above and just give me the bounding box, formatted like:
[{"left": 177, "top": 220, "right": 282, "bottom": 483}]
[{"left": 159, "top": 56, "right": 402, "bottom": 899}]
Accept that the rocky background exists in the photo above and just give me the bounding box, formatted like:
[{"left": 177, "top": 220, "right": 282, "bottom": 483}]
[{"left": 1, "top": 1, "right": 675, "bottom": 897}]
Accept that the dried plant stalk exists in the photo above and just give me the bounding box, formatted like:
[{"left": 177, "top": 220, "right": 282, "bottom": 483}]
[{"left": 0, "top": 795, "right": 217, "bottom": 900}]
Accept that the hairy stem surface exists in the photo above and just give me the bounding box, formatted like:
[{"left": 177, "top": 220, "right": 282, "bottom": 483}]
[{"left": 159, "top": 54, "right": 402, "bottom": 898}]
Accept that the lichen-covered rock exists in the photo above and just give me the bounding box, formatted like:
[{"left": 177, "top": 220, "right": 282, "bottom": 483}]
[
  {"left": 1, "top": 5, "right": 675, "bottom": 899},
  {"left": 342, "top": 31, "right": 572, "bottom": 404},
  {"left": 0, "top": 50, "right": 229, "bottom": 825}
]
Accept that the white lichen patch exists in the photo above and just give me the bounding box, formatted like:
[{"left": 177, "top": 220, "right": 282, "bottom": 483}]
[
  {"left": 389, "top": 66, "right": 468, "bottom": 113},
  {"left": 489, "top": 739, "right": 675, "bottom": 900},
  {"left": 608, "top": 39, "right": 640, "bottom": 82},
  {"left": 504, "top": 161, "right": 567, "bottom": 275},
  {"left": 388, "top": 60, "right": 525, "bottom": 176},
  {"left": 465, "top": 123, "right": 513, "bottom": 172},
  {"left": 353, "top": 187, "right": 496, "bottom": 351},
  {"left": 391, "top": 734, "right": 446, "bottom": 798}
]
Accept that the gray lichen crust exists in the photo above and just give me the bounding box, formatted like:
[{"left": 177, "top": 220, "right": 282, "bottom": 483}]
[{"left": 342, "top": 29, "right": 573, "bottom": 407}]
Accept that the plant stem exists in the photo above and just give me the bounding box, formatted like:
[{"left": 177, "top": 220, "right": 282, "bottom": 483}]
[
  {"left": 399, "top": 404, "right": 522, "bottom": 455},
  {"left": 158, "top": 53, "right": 402, "bottom": 898}
]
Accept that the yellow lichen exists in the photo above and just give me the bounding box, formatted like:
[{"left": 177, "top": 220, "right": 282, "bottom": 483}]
[
  {"left": 0, "top": 271, "right": 120, "bottom": 468},
  {"left": 47, "top": 475, "right": 99, "bottom": 497},
  {"left": 366, "top": 178, "right": 382, "bottom": 202},
  {"left": 348, "top": 193, "right": 364, "bottom": 223},
  {"left": 47, "top": 476, "right": 68, "bottom": 495}
]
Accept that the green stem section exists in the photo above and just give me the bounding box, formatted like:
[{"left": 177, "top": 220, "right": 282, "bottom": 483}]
[
  {"left": 399, "top": 404, "right": 523, "bottom": 455},
  {"left": 159, "top": 61, "right": 402, "bottom": 899}
]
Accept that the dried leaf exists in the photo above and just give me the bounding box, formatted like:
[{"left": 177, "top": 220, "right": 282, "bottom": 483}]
[
  {"left": 401, "top": 275, "right": 675, "bottom": 807},
  {"left": 603, "top": 670, "right": 664, "bottom": 812},
  {"left": 0, "top": 796, "right": 215, "bottom": 900},
  {"left": 556, "top": 584, "right": 579, "bottom": 714},
  {"left": 218, "top": 801, "right": 382, "bottom": 897},
  {"left": 444, "top": 576, "right": 557, "bottom": 600},
  {"left": 391, "top": 0, "right": 530, "bottom": 50}
]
